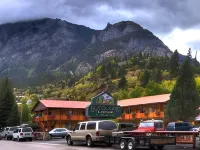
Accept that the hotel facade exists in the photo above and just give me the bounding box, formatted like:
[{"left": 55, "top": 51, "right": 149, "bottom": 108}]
[{"left": 32, "top": 94, "right": 170, "bottom": 131}]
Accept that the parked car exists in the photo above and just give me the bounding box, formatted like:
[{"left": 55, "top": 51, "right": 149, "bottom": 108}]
[
  {"left": 66, "top": 120, "right": 118, "bottom": 147},
  {"left": 190, "top": 126, "right": 200, "bottom": 131},
  {"left": 0, "top": 127, "right": 11, "bottom": 139},
  {"left": 5, "top": 126, "right": 19, "bottom": 140},
  {"left": 166, "top": 122, "right": 194, "bottom": 131},
  {"left": 49, "top": 128, "right": 70, "bottom": 138},
  {"left": 12, "top": 127, "right": 33, "bottom": 141},
  {"left": 117, "top": 122, "right": 137, "bottom": 131}
]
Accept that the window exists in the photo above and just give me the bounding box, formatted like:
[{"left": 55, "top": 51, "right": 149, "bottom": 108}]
[
  {"left": 125, "top": 107, "right": 131, "bottom": 114},
  {"left": 6, "top": 128, "right": 9, "bottom": 131},
  {"left": 74, "top": 124, "right": 80, "bottom": 130},
  {"left": 175, "top": 123, "right": 182, "bottom": 127},
  {"left": 22, "top": 128, "right": 32, "bottom": 132},
  {"left": 87, "top": 122, "right": 96, "bottom": 130},
  {"left": 18, "top": 129, "right": 21, "bottom": 132},
  {"left": 60, "top": 129, "right": 67, "bottom": 132},
  {"left": 65, "top": 122, "right": 71, "bottom": 129},
  {"left": 13, "top": 129, "right": 18, "bottom": 133},
  {"left": 140, "top": 107, "right": 146, "bottom": 113},
  {"left": 155, "top": 122, "right": 164, "bottom": 129},
  {"left": 48, "top": 112, "right": 51, "bottom": 115},
  {"left": 120, "top": 124, "right": 126, "bottom": 129},
  {"left": 80, "top": 123, "right": 86, "bottom": 130},
  {"left": 10, "top": 127, "right": 17, "bottom": 131},
  {"left": 99, "top": 121, "right": 117, "bottom": 130},
  {"left": 167, "top": 123, "right": 175, "bottom": 127},
  {"left": 183, "top": 123, "right": 189, "bottom": 127}
]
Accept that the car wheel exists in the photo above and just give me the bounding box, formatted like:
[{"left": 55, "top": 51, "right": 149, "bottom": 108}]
[
  {"left": 5, "top": 135, "right": 8, "bottom": 140},
  {"left": 67, "top": 136, "right": 73, "bottom": 146},
  {"left": 12, "top": 136, "right": 15, "bottom": 141},
  {"left": 157, "top": 145, "right": 164, "bottom": 150},
  {"left": 17, "top": 136, "right": 21, "bottom": 142},
  {"left": 119, "top": 139, "right": 127, "bottom": 150},
  {"left": 29, "top": 138, "right": 32, "bottom": 142},
  {"left": 86, "top": 136, "right": 93, "bottom": 147},
  {"left": 127, "top": 139, "right": 135, "bottom": 150}
]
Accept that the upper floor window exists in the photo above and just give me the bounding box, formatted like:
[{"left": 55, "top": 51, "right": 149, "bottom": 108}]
[
  {"left": 140, "top": 107, "right": 146, "bottom": 113},
  {"left": 125, "top": 107, "right": 132, "bottom": 114}
]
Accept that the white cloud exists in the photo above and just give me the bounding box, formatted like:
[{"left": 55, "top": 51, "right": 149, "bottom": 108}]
[{"left": 158, "top": 28, "right": 200, "bottom": 60}]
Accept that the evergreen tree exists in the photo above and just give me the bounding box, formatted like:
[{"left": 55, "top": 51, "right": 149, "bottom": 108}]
[
  {"left": 118, "top": 75, "right": 127, "bottom": 89},
  {"left": 118, "top": 67, "right": 127, "bottom": 77},
  {"left": 6, "top": 102, "right": 20, "bottom": 126},
  {"left": 0, "top": 77, "right": 15, "bottom": 127},
  {"left": 21, "top": 103, "right": 30, "bottom": 123},
  {"left": 151, "top": 69, "right": 162, "bottom": 83},
  {"left": 170, "top": 50, "right": 179, "bottom": 77},
  {"left": 139, "top": 70, "right": 150, "bottom": 87},
  {"left": 165, "top": 49, "right": 200, "bottom": 121}
]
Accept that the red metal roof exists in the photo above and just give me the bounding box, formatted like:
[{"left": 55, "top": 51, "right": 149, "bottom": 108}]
[
  {"left": 40, "top": 100, "right": 90, "bottom": 109},
  {"left": 38, "top": 94, "right": 170, "bottom": 109},
  {"left": 118, "top": 94, "right": 170, "bottom": 107}
]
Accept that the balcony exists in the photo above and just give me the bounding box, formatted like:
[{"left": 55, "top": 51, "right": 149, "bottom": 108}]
[
  {"left": 119, "top": 112, "right": 164, "bottom": 120},
  {"left": 33, "top": 114, "right": 86, "bottom": 122}
]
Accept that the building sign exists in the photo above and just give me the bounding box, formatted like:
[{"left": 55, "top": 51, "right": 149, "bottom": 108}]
[
  {"left": 87, "top": 92, "right": 122, "bottom": 119},
  {"left": 88, "top": 105, "right": 122, "bottom": 118}
]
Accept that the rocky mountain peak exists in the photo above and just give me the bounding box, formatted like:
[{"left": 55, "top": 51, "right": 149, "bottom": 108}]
[{"left": 0, "top": 18, "right": 172, "bottom": 87}]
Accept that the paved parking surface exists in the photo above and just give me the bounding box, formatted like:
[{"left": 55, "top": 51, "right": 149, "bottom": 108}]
[{"left": 0, "top": 138, "right": 197, "bottom": 150}]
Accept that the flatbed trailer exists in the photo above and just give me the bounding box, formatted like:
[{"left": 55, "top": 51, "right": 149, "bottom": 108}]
[{"left": 107, "top": 131, "right": 176, "bottom": 150}]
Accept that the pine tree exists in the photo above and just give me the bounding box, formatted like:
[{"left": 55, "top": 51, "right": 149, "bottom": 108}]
[
  {"left": 21, "top": 103, "right": 30, "bottom": 123},
  {"left": 151, "top": 69, "right": 162, "bottom": 83},
  {"left": 170, "top": 50, "right": 179, "bottom": 77},
  {"left": 118, "top": 75, "right": 127, "bottom": 89},
  {"left": 139, "top": 70, "right": 150, "bottom": 87},
  {"left": 6, "top": 102, "right": 20, "bottom": 126},
  {"left": 165, "top": 49, "right": 200, "bottom": 121},
  {"left": 0, "top": 77, "right": 15, "bottom": 127}
]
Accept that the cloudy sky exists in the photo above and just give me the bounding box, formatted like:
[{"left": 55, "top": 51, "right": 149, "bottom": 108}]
[{"left": 0, "top": 0, "right": 200, "bottom": 59}]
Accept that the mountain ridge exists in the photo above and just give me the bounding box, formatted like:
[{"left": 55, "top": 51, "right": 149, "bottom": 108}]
[{"left": 0, "top": 18, "right": 172, "bottom": 87}]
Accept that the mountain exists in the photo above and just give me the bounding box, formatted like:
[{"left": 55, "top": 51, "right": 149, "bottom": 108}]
[{"left": 0, "top": 18, "right": 172, "bottom": 87}]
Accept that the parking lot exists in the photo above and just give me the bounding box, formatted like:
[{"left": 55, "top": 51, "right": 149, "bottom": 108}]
[{"left": 0, "top": 138, "right": 197, "bottom": 150}]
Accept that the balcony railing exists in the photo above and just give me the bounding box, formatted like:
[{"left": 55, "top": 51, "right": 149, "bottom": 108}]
[
  {"left": 119, "top": 112, "right": 164, "bottom": 120},
  {"left": 33, "top": 114, "right": 86, "bottom": 122}
]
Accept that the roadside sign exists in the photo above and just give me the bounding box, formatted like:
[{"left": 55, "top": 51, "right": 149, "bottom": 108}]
[{"left": 87, "top": 92, "right": 122, "bottom": 119}]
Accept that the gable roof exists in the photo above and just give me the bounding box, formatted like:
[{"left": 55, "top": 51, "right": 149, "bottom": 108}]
[
  {"left": 118, "top": 94, "right": 170, "bottom": 107},
  {"left": 32, "top": 94, "right": 170, "bottom": 112},
  {"left": 40, "top": 100, "right": 90, "bottom": 109}
]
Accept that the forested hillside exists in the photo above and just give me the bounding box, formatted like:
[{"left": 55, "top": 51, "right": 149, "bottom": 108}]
[{"left": 14, "top": 50, "right": 200, "bottom": 101}]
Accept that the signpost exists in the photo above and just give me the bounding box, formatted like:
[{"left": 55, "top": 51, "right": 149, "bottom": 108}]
[{"left": 86, "top": 92, "right": 122, "bottom": 119}]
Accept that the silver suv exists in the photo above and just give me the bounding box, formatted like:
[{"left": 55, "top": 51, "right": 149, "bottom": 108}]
[
  {"left": 0, "top": 127, "right": 19, "bottom": 140},
  {"left": 66, "top": 120, "right": 118, "bottom": 147}
]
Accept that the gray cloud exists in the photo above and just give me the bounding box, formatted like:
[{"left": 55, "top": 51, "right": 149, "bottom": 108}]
[{"left": 0, "top": 0, "right": 200, "bottom": 34}]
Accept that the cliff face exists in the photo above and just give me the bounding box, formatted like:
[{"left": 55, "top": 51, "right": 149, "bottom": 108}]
[{"left": 0, "top": 18, "right": 172, "bottom": 86}]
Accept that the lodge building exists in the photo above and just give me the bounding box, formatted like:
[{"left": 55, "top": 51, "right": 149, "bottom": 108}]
[{"left": 32, "top": 94, "right": 170, "bottom": 131}]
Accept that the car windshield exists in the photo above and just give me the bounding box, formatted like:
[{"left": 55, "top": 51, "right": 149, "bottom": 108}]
[
  {"left": 22, "top": 128, "right": 32, "bottom": 132},
  {"left": 139, "top": 122, "right": 154, "bottom": 128},
  {"left": 10, "top": 127, "right": 17, "bottom": 131}
]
